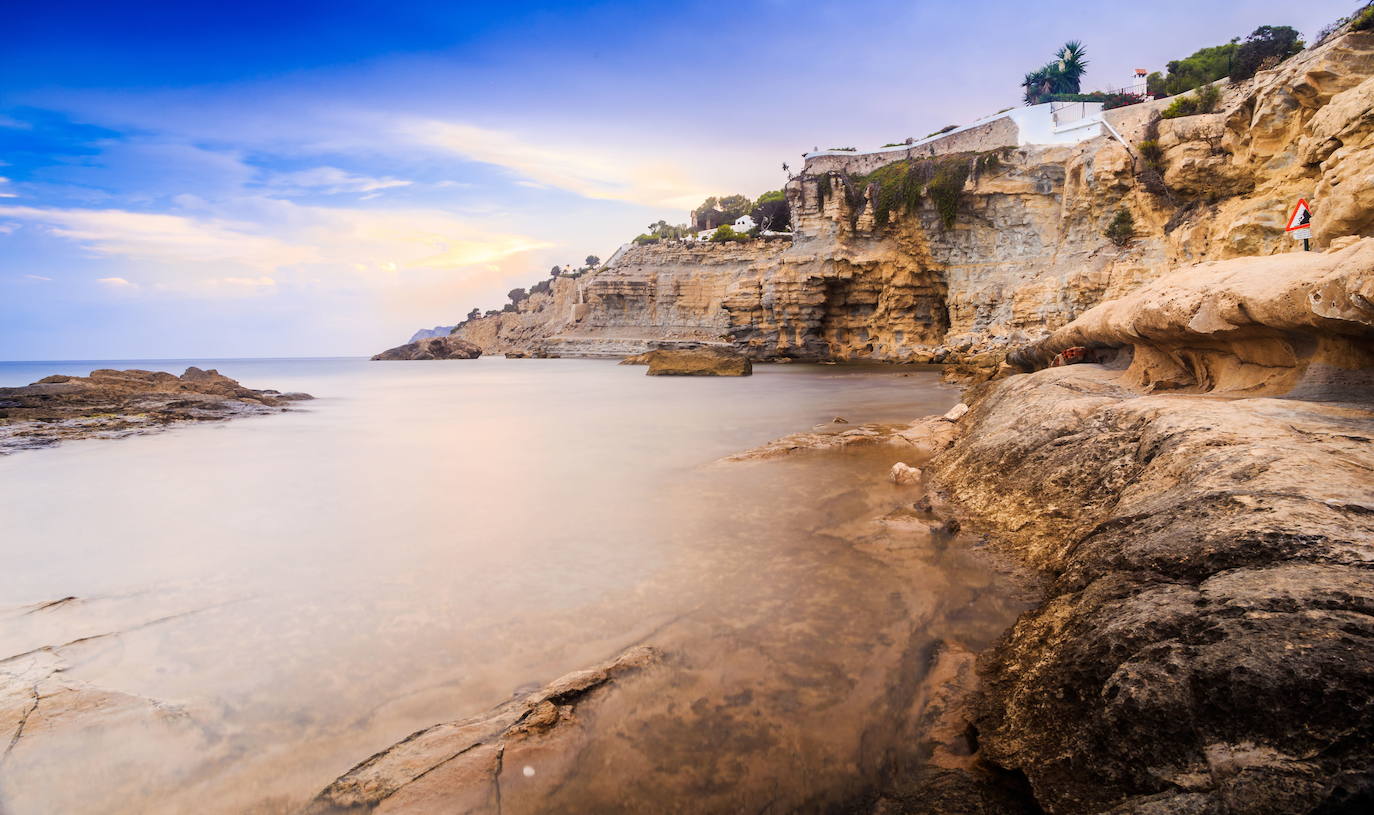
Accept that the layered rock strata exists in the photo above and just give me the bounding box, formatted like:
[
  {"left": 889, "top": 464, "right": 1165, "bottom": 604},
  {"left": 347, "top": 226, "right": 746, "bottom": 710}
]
[
  {"left": 0, "top": 367, "right": 312, "bottom": 455},
  {"left": 643, "top": 347, "right": 752, "bottom": 376},
  {"left": 924, "top": 245, "right": 1374, "bottom": 813},
  {"left": 424, "top": 30, "right": 1373, "bottom": 366}
]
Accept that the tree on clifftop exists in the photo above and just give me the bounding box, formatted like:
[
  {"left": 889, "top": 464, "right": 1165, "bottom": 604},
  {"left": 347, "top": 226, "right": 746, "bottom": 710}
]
[
  {"left": 585, "top": 255, "right": 600, "bottom": 268},
  {"left": 1022, "top": 41, "right": 1088, "bottom": 104}
]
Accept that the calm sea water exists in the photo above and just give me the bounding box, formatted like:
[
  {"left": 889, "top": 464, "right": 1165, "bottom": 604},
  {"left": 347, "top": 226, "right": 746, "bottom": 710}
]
[{"left": 0, "top": 358, "right": 1027, "bottom": 814}]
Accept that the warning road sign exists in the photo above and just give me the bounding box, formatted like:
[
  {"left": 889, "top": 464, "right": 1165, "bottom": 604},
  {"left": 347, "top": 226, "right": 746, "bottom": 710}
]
[{"left": 1286, "top": 198, "right": 1312, "bottom": 231}]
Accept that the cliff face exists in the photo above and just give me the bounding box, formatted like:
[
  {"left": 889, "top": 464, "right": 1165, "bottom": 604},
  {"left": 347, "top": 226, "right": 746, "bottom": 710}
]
[{"left": 441, "top": 30, "right": 1373, "bottom": 363}]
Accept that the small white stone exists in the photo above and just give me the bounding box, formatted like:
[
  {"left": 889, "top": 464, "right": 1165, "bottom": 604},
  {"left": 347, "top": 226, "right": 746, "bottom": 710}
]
[
  {"left": 943, "top": 403, "right": 970, "bottom": 421},
  {"left": 523, "top": 765, "right": 536, "bottom": 777},
  {"left": 889, "top": 462, "right": 922, "bottom": 485}
]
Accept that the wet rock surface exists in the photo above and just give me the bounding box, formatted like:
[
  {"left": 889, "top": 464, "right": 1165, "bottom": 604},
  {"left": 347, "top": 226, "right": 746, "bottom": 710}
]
[
  {"left": 0, "top": 367, "right": 312, "bottom": 455},
  {"left": 926, "top": 245, "right": 1374, "bottom": 813},
  {"left": 372, "top": 335, "right": 484, "bottom": 360}
]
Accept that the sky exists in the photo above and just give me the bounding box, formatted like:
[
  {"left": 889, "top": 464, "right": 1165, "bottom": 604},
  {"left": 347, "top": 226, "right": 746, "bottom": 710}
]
[{"left": 1, "top": 0, "right": 1359, "bottom": 359}]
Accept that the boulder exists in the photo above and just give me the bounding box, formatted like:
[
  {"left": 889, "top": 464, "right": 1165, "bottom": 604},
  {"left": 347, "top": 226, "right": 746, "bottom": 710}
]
[
  {"left": 643, "top": 347, "right": 752, "bottom": 376},
  {"left": 371, "top": 335, "right": 484, "bottom": 361}
]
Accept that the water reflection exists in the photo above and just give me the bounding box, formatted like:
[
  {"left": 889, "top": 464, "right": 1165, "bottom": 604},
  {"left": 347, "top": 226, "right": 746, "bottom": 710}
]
[{"left": 0, "top": 358, "right": 1027, "bottom": 814}]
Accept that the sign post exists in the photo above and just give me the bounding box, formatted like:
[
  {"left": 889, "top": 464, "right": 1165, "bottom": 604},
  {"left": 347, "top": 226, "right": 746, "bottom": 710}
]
[{"left": 1286, "top": 198, "right": 1313, "bottom": 251}]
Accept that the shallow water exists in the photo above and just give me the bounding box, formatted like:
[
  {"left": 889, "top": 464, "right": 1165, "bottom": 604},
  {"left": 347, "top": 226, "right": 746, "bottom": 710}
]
[{"left": 0, "top": 358, "right": 1029, "bottom": 814}]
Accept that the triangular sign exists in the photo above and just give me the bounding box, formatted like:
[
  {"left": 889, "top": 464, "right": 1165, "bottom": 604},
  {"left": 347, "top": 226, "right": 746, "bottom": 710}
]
[{"left": 1286, "top": 198, "right": 1312, "bottom": 231}]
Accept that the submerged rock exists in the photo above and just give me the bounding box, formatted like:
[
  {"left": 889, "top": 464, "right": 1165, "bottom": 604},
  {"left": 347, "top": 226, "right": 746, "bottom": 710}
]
[
  {"left": 371, "top": 335, "right": 483, "bottom": 361},
  {"left": 0, "top": 367, "right": 312, "bottom": 455},
  {"left": 644, "top": 347, "right": 752, "bottom": 376}
]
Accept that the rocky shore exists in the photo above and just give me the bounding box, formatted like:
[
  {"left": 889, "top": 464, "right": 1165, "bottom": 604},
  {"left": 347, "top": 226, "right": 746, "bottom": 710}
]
[
  {"left": 0, "top": 367, "right": 312, "bottom": 455},
  {"left": 915, "top": 243, "right": 1374, "bottom": 812}
]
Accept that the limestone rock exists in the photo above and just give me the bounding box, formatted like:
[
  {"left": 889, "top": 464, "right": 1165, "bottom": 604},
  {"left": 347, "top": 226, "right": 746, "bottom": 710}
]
[
  {"left": 371, "top": 335, "right": 483, "bottom": 361},
  {"left": 0, "top": 367, "right": 312, "bottom": 455},
  {"left": 644, "top": 347, "right": 752, "bottom": 376},
  {"left": 889, "top": 462, "right": 921, "bottom": 485},
  {"left": 926, "top": 247, "right": 1374, "bottom": 813},
  {"left": 437, "top": 30, "right": 1374, "bottom": 364}
]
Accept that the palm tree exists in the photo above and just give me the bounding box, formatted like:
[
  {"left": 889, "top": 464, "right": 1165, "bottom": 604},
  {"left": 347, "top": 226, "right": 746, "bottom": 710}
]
[
  {"left": 1054, "top": 41, "right": 1088, "bottom": 93},
  {"left": 1022, "top": 65, "right": 1057, "bottom": 104}
]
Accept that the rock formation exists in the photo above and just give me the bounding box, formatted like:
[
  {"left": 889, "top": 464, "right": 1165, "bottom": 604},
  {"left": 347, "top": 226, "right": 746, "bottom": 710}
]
[
  {"left": 0, "top": 367, "right": 312, "bottom": 454},
  {"left": 643, "top": 346, "right": 752, "bottom": 376},
  {"left": 924, "top": 242, "right": 1374, "bottom": 813},
  {"left": 371, "top": 335, "right": 483, "bottom": 361},
  {"left": 422, "top": 29, "right": 1373, "bottom": 369}
]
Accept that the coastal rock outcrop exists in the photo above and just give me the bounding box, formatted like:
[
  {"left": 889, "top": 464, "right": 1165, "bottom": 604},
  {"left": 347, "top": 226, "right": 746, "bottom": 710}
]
[
  {"left": 0, "top": 367, "right": 312, "bottom": 454},
  {"left": 371, "top": 335, "right": 483, "bottom": 361},
  {"left": 643, "top": 346, "right": 752, "bottom": 376},
  {"left": 427, "top": 29, "right": 1374, "bottom": 366},
  {"left": 304, "top": 647, "right": 661, "bottom": 815},
  {"left": 926, "top": 245, "right": 1374, "bottom": 813}
]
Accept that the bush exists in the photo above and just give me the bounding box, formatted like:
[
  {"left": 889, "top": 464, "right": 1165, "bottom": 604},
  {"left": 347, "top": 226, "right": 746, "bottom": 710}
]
[
  {"left": 1160, "top": 83, "right": 1221, "bottom": 118},
  {"left": 1229, "top": 26, "right": 1303, "bottom": 82},
  {"left": 1104, "top": 208, "right": 1136, "bottom": 247},
  {"left": 751, "top": 189, "right": 791, "bottom": 232},
  {"left": 1357, "top": 4, "right": 1374, "bottom": 31},
  {"left": 710, "top": 225, "right": 748, "bottom": 242},
  {"left": 924, "top": 125, "right": 958, "bottom": 138},
  {"left": 1049, "top": 91, "right": 1145, "bottom": 109},
  {"left": 632, "top": 233, "right": 660, "bottom": 245},
  {"left": 1138, "top": 139, "right": 1164, "bottom": 171},
  {"left": 1146, "top": 42, "right": 1237, "bottom": 97}
]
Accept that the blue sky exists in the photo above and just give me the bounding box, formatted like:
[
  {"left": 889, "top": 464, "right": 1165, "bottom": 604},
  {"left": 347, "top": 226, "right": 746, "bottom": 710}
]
[{"left": 1, "top": 0, "right": 1357, "bottom": 359}]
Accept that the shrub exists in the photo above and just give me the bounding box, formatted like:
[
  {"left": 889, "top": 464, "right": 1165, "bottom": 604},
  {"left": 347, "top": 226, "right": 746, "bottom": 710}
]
[
  {"left": 1160, "top": 83, "right": 1221, "bottom": 118},
  {"left": 710, "top": 225, "right": 748, "bottom": 242},
  {"left": 1138, "top": 139, "right": 1164, "bottom": 171},
  {"left": 925, "top": 124, "right": 958, "bottom": 138},
  {"left": 632, "top": 233, "right": 660, "bottom": 245},
  {"left": 1104, "top": 208, "right": 1136, "bottom": 247},
  {"left": 827, "top": 147, "right": 858, "bottom": 152},
  {"left": 1354, "top": 4, "right": 1374, "bottom": 31},
  {"left": 1229, "top": 26, "right": 1303, "bottom": 82},
  {"left": 1147, "top": 42, "right": 1237, "bottom": 97},
  {"left": 751, "top": 189, "right": 791, "bottom": 232}
]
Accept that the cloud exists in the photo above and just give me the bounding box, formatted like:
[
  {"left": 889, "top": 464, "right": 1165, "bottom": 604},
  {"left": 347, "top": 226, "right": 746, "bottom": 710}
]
[
  {"left": 397, "top": 118, "right": 711, "bottom": 208},
  {"left": 0, "top": 205, "right": 315, "bottom": 270},
  {"left": 97, "top": 276, "right": 134, "bottom": 287},
  {"left": 0, "top": 177, "right": 16, "bottom": 198},
  {"left": 265, "top": 166, "right": 413, "bottom": 196},
  {"left": 0, "top": 202, "right": 552, "bottom": 295},
  {"left": 24, "top": 274, "right": 51, "bottom": 281}
]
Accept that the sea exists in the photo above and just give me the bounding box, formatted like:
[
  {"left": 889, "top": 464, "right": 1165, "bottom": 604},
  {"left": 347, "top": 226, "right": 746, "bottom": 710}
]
[{"left": 0, "top": 357, "right": 1030, "bottom": 814}]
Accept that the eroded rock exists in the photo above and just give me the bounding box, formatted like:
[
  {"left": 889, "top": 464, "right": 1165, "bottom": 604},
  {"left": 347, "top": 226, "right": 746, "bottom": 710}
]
[
  {"left": 927, "top": 245, "right": 1374, "bottom": 812},
  {"left": 0, "top": 367, "right": 312, "bottom": 455},
  {"left": 371, "top": 335, "right": 484, "bottom": 361},
  {"left": 643, "top": 347, "right": 752, "bottom": 376}
]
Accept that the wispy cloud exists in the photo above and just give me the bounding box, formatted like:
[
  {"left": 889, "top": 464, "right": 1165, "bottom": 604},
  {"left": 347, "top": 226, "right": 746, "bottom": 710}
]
[
  {"left": 264, "top": 166, "right": 413, "bottom": 196},
  {"left": 0, "top": 205, "right": 314, "bottom": 271},
  {"left": 24, "top": 274, "right": 51, "bottom": 281},
  {"left": 397, "top": 118, "right": 710, "bottom": 209},
  {"left": 0, "top": 202, "right": 552, "bottom": 295},
  {"left": 97, "top": 276, "right": 135, "bottom": 287}
]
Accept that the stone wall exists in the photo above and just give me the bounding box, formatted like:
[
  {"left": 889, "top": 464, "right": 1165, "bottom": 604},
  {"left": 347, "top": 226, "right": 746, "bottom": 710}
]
[{"left": 802, "top": 117, "right": 1019, "bottom": 175}]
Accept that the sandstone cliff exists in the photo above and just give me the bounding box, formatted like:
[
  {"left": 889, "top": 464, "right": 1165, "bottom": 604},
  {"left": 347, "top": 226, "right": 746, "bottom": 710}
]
[{"left": 437, "top": 29, "right": 1374, "bottom": 364}]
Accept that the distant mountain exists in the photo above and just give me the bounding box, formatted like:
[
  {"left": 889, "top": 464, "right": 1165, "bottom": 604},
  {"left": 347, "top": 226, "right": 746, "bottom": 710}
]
[{"left": 407, "top": 325, "right": 455, "bottom": 343}]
